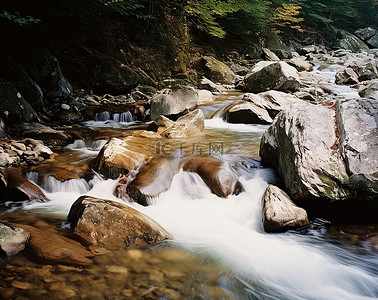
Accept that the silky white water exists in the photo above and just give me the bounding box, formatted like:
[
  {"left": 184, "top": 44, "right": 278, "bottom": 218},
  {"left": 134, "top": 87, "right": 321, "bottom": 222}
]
[{"left": 6, "top": 65, "right": 377, "bottom": 299}]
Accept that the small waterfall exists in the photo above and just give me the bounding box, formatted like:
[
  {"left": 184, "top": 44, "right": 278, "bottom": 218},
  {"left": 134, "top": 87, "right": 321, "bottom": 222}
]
[
  {"left": 65, "top": 139, "right": 86, "bottom": 150},
  {"left": 113, "top": 111, "right": 133, "bottom": 122},
  {"left": 41, "top": 175, "right": 91, "bottom": 194},
  {"left": 26, "top": 171, "right": 39, "bottom": 185},
  {"left": 94, "top": 111, "right": 111, "bottom": 121},
  {"left": 90, "top": 139, "right": 107, "bottom": 151}
]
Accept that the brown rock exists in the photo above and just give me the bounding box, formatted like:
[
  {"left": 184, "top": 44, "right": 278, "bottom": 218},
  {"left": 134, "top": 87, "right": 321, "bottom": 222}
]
[
  {"left": 17, "top": 224, "right": 93, "bottom": 266},
  {"left": 0, "top": 167, "right": 48, "bottom": 202},
  {"left": 115, "top": 157, "right": 177, "bottom": 206},
  {"left": 67, "top": 196, "right": 172, "bottom": 249},
  {"left": 182, "top": 156, "right": 242, "bottom": 197},
  {"left": 93, "top": 136, "right": 157, "bottom": 179}
]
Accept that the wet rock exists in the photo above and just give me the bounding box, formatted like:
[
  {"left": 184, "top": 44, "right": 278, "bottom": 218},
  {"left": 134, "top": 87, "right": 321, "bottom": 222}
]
[
  {"left": 288, "top": 57, "right": 313, "bottom": 71},
  {"left": 359, "top": 80, "right": 378, "bottom": 99},
  {"left": 0, "top": 167, "right": 48, "bottom": 202},
  {"left": 260, "top": 99, "right": 378, "bottom": 205},
  {"left": 0, "top": 79, "right": 39, "bottom": 124},
  {"left": 17, "top": 224, "right": 93, "bottom": 266},
  {"left": 262, "top": 48, "right": 280, "bottom": 61},
  {"left": 260, "top": 101, "right": 350, "bottom": 202},
  {"left": 243, "top": 61, "right": 300, "bottom": 93},
  {"left": 333, "top": 30, "right": 369, "bottom": 52},
  {"left": 0, "top": 118, "right": 6, "bottom": 138},
  {"left": 355, "top": 27, "right": 377, "bottom": 42},
  {"left": 198, "top": 77, "right": 223, "bottom": 94},
  {"left": 116, "top": 157, "right": 177, "bottom": 206},
  {"left": 263, "top": 185, "right": 310, "bottom": 232},
  {"left": 20, "top": 123, "right": 69, "bottom": 142},
  {"left": 182, "top": 156, "right": 242, "bottom": 197},
  {"left": 335, "top": 68, "right": 359, "bottom": 85},
  {"left": 224, "top": 102, "right": 273, "bottom": 124},
  {"left": 199, "top": 56, "right": 236, "bottom": 84},
  {"left": 198, "top": 90, "right": 215, "bottom": 104},
  {"left": 0, "top": 222, "right": 30, "bottom": 256},
  {"left": 150, "top": 109, "right": 204, "bottom": 138},
  {"left": 93, "top": 136, "right": 156, "bottom": 179},
  {"left": 67, "top": 196, "right": 172, "bottom": 249},
  {"left": 150, "top": 85, "right": 199, "bottom": 120},
  {"left": 0, "top": 152, "right": 15, "bottom": 167}
]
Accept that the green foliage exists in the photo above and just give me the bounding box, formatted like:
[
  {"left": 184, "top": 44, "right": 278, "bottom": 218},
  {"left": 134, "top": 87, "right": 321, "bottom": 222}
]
[
  {"left": 0, "top": 10, "right": 40, "bottom": 26},
  {"left": 101, "top": 0, "right": 150, "bottom": 19}
]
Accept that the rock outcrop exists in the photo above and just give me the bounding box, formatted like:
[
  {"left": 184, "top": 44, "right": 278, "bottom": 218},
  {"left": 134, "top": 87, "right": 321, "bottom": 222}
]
[
  {"left": 150, "top": 85, "right": 199, "bottom": 120},
  {"left": 335, "top": 68, "right": 359, "bottom": 85},
  {"left": 359, "top": 80, "right": 378, "bottom": 99},
  {"left": 243, "top": 61, "right": 300, "bottom": 93},
  {"left": 67, "top": 196, "right": 172, "bottom": 249},
  {"left": 263, "top": 185, "right": 310, "bottom": 232},
  {"left": 355, "top": 27, "right": 377, "bottom": 42},
  {"left": 198, "top": 77, "right": 223, "bottom": 94},
  {"left": 224, "top": 102, "right": 273, "bottom": 124},
  {"left": 333, "top": 30, "right": 370, "bottom": 52}
]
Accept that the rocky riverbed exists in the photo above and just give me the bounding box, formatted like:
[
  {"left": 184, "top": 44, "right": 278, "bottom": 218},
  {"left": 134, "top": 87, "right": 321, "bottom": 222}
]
[{"left": 0, "top": 41, "right": 377, "bottom": 299}]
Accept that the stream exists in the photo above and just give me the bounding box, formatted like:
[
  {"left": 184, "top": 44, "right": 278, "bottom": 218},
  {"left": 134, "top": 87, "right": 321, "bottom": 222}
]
[{"left": 0, "top": 66, "right": 377, "bottom": 300}]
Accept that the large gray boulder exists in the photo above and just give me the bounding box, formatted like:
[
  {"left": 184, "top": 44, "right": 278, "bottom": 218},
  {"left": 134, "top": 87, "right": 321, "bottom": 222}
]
[
  {"left": 263, "top": 185, "right": 310, "bottom": 232},
  {"left": 260, "top": 99, "right": 377, "bottom": 205},
  {"left": 0, "top": 222, "right": 30, "bottom": 256},
  {"left": 150, "top": 85, "right": 199, "bottom": 120},
  {"left": 355, "top": 27, "right": 377, "bottom": 42},
  {"left": 0, "top": 80, "right": 39, "bottom": 124},
  {"left": 333, "top": 30, "right": 369, "bottom": 52},
  {"left": 336, "top": 99, "right": 378, "bottom": 197},
  {"left": 367, "top": 34, "right": 378, "bottom": 48},
  {"left": 199, "top": 56, "right": 236, "bottom": 84},
  {"left": 243, "top": 61, "right": 300, "bottom": 93},
  {"left": 198, "top": 77, "right": 223, "bottom": 94},
  {"left": 67, "top": 196, "right": 172, "bottom": 249}
]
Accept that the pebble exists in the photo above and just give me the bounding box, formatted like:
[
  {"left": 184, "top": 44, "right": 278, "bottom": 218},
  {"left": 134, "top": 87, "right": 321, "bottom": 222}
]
[
  {"left": 61, "top": 104, "right": 70, "bottom": 110},
  {"left": 127, "top": 249, "right": 143, "bottom": 260},
  {"left": 106, "top": 265, "right": 129, "bottom": 275},
  {"left": 11, "top": 280, "right": 32, "bottom": 290}
]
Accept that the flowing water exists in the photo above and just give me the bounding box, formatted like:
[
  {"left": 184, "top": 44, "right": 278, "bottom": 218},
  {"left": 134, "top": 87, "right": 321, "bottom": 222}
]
[{"left": 1, "top": 67, "right": 377, "bottom": 299}]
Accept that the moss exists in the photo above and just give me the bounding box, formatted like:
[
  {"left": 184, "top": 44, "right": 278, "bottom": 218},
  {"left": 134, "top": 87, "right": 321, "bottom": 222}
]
[{"left": 316, "top": 172, "right": 338, "bottom": 198}]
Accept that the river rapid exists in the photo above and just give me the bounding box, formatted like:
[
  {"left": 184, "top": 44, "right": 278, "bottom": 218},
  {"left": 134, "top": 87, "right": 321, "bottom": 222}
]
[{"left": 0, "top": 66, "right": 377, "bottom": 300}]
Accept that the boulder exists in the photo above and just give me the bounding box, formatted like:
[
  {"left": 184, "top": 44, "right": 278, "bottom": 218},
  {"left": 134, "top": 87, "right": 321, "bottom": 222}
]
[
  {"left": 262, "top": 48, "right": 280, "bottom": 61},
  {"left": 336, "top": 98, "right": 378, "bottom": 199},
  {"left": 150, "top": 85, "right": 199, "bottom": 120},
  {"left": 17, "top": 224, "right": 93, "bottom": 265},
  {"left": 0, "top": 222, "right": 30, "bottom": 256},
  {"left": 34, "top": 50, "right": 73, "bottom": 99},
  {"left": 359, "top": 80, "right": 378, "bottom": 99},
  {"left": 224, "top": 102, "right": 273, "bottom": 124},
  {"left": 199, "top": 56, "right": 236, "bottom": 84},
  {"left": 288, "top": 57, "right": 313, "bottom": 72},
  {"left": 115, "top": 158, "right": 177, "bottom": 206},
  {"left": 198, "top": 89, "right": 215, "bottom": 104},
  {"left": 0, "top": 167, "right": 48, "bottom": 202},
  {"left": 260, "top": 99, "right": 377, "bottom": 207},
  {"left": 198, "top": 77, "right": 223, "bottom": 94},
  {"left": 243, "top": 61, "right": 300, "bottom": 93},
  {"left": 0, "top": 80, "right": 39, "bottom": 124},
  {"left": 263, "top": 185, "right": 310, "bottom": 232},
  {"left": 67, "top": 196, "right": 172, "bottom": 249},
  {"left": 333, "top": 30, "right": 369, "bottom": 52},
  {"left": 93, "top": 136, "right": 156, "bottom": 179},
  {"left": 260, "top": 101, "right": 350, "bottom": 202},
  {"left": 149, "top": 109, "right": 204, "bottom": 138},
  {"left": 351, "top": 63, "right": 377, "bottom": 82},
  {"left": 335, "top": 68, "right": 359, "bottom": 85},
  {"left": 367, "top": 34, "right": 378, "bottom": 49},
  {"left": 355, "top": 27, "right": 377, "bottom": 41},
  {"left": 182, "top": 156, "right": 242, "bottom": 197}
]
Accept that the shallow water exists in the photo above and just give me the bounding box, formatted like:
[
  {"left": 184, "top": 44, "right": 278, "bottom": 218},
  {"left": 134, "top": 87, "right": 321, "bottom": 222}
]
[{"left": 1, "top": 74, "right": 377, "bottom": 299}]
